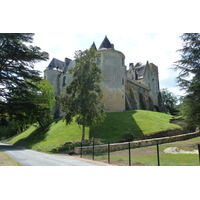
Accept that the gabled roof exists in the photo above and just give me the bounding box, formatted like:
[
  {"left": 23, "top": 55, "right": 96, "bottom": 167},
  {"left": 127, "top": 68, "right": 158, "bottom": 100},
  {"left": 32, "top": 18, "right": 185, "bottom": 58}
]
[
  {"left": 47, "top": 58, "right": 65, "bottom": 70},
  {"left": 91, "top": 42, "right": 97, "bottom": 51},
  {"left": 135, "top": 65, "right": 146, "bottom": 79},
  {"left": 135, "top": 62, "right": 150, "bottom": 79},
  {"left": 99, "top": 36, "right": 114, "bottom": 50}
]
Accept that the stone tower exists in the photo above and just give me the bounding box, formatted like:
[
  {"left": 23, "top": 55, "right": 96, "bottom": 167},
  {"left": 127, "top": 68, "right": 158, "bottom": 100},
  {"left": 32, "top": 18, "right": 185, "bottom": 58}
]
[{"left": 98, "top": 36, "right": 126, "bottom": 112}]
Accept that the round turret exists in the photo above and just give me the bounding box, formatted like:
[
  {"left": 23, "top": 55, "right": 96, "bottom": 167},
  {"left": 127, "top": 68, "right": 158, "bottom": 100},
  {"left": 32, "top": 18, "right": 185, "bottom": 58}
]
[{"left": 98, "top": 36, "right": 126, "bottom": 112}]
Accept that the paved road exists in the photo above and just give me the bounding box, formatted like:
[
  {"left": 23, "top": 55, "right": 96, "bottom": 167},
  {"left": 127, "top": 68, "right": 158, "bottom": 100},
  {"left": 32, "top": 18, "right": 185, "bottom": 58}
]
[{"left": 0, "top": 143, "right": 105, "bottom": 166}]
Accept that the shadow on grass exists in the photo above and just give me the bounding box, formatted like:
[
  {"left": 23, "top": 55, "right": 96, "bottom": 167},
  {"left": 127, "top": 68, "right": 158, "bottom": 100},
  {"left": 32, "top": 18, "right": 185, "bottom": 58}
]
[
  {"left": 13, "top": 123, "right": 52, "bottom": 149},
  {"left": 12, "top": 117, "right": 64, "bottom": 151},
  {"left": 89, "top": 110, "right": 144, "bottom": 143}
]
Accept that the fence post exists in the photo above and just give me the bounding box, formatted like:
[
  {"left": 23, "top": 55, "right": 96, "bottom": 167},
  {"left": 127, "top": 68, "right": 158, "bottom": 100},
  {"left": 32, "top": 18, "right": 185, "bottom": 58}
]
[
  {"left": 156, "top": 143, "right": 160, "bottom": 166},
  {"left": 80, "top": 142, "right": 83, "bottom": 158},
  {"left": 92, "top": 139, "right": 95, "bottom": 160},
  {"left": 129, "top": 142, "right": 131, "bottom": 166},
  {"left": 198, "top": 144, "right": 200, "bottom": 165},
  {"left": 108, "top": 142, "right": 110, "bottom": 164}
]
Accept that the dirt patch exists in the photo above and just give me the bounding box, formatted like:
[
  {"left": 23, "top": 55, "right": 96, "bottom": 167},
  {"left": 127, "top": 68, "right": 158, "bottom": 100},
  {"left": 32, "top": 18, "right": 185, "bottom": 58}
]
[
  {"left": 164, "top": 147, "right": 198, "bottom": 154},
  {"left": 0, "top": 152, "right": 20, "bottom": 166},
  {"left": 111, "top": 147, "right": 163, "bottom": 157}
]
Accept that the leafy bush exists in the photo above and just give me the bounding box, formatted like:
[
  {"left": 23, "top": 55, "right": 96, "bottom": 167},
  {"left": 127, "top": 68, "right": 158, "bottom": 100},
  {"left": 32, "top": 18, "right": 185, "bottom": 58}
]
[{"left": 51, "top": 138, "right": 106, "bottom": 153}]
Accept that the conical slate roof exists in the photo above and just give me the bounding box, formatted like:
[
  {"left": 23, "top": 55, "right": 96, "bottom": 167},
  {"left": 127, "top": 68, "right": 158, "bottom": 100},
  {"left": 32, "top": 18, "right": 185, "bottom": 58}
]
[
  {"left": 90, "top": 42, "right": 97, "bottom": 50},
  {"left": 99, "top": 36, "right": 114, "bottom": 49}
]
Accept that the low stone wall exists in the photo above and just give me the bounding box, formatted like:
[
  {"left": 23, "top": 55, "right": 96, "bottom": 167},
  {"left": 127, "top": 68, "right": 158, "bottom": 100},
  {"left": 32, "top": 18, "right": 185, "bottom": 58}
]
[
  {"left": 74, "top": 131, "right": 200, "bottom": 154},
  {"left": 132, "top": 128, "right": 184, "bottom": 140}
]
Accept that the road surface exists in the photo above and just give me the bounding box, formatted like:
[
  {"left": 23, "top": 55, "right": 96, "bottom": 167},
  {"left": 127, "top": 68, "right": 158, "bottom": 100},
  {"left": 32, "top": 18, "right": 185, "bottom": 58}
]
[{"left": 0, "top": 143, "right": 107, "bottom": 166}]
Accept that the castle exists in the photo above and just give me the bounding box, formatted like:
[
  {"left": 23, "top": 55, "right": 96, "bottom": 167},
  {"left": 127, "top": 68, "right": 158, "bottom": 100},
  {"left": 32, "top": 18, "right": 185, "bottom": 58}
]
[{"left": 44, "top": 36, "right": 162, "bottom": 117}]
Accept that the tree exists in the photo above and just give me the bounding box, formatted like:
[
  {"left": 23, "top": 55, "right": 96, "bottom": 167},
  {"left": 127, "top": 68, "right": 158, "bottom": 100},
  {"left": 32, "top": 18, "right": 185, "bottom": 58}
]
[
  {"left": 0, "top": 33, "right": 49, "bottom": 100},
  {"left": 4, "top": 80, "right": 55, "bottom": 129},
  {"left": 174, "top": 33, "right": 200, "bottom": 127},
  {"left": 60, "top": 48, "right": 105, "bottom": 141},
  {"left": 160, "top": 88, "right": 178, "bottom": 115}
]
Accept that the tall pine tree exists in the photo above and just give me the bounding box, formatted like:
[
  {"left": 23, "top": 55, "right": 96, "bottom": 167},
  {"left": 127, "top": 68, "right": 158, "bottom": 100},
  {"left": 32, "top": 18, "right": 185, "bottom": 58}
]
[
  {"left": 175, "top": 33, "right": 200, "bottom": 128},
  {"left": 0, "top": 33, "right": 49, "bottom": 100}
]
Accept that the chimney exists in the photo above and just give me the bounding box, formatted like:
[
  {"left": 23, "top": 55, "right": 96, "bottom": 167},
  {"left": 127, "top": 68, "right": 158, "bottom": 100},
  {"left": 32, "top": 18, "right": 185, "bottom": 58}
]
[
  {"left": 65, "top": 57, "right": 72, "bottom": 66},
  {"left": 129, "top": 63, "right": 134, "bottom": 69}
]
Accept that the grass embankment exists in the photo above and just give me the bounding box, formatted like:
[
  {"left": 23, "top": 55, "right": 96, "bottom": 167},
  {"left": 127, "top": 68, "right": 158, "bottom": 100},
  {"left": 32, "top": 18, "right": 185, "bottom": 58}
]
[
  {"left": 0, "top": 152, "right": 21, "bottom": 166},
  {"left": 5, "top": 110, "right": 181, "bottom": 153}
]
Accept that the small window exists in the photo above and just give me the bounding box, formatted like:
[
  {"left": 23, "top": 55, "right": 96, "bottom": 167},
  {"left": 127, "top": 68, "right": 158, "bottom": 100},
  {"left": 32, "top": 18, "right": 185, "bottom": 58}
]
[
  {"left": 62, "top": 76, "right": 66, "bottom": 86},
  {"left": 122, "top": 58, "right": 125, "bottom": 65},
  {"left": 97, "top": 57, "right": 101, "bottom": 63},
  {"left": 97, "top": 54, "right": 101, "bottom": 63},
  {"left": 122, "top": 77, "right": 124, "bottom": 85}
]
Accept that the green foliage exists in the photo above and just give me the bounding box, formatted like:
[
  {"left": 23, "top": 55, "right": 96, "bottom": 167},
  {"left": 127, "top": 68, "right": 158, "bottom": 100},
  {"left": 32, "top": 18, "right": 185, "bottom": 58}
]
[
  {"left": 0, "top": 33, "right": 49, "bottom": 100},
  {"left": 0, "top": 80, "right": 55, "bottom": 138},
  {"left": 0, "top": 33, "right": 50, "bottom": 138},
  {"left": 160, "top": 88, "right": 178, "bottom": 115},
  {"left": 180, "top": 96, "right": 200, "bottom": 131},
  {"left": 60, "top": 48, "right": 105, "bottom": 141},
  {"left": 27, "top": 80, "right": 55, "bottom": 127},
  {"left": 174, "top": 33, "right": 200, "bottom": 128}
]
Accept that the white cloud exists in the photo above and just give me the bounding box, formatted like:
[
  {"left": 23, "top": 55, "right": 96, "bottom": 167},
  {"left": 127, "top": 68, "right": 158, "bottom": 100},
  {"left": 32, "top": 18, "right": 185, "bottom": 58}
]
[
  {"left": 3, "top": 0, "right": 198, "bottom": 97},
  {"left": 32, "top": 32, "right": 184, "bottom": 96}
]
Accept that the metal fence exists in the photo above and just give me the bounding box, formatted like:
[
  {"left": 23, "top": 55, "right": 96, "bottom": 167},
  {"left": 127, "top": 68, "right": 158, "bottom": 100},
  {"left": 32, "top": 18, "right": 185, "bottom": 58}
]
[{"left": 79, "top": 141, "right": 200, "bottom": 166}]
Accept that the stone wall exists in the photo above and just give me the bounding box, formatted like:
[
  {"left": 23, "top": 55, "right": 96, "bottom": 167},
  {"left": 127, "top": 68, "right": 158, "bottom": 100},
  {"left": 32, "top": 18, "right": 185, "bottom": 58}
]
[
  {"left": 74, "top": 131, "right": 200, "bottom": 154},
  {"left": 126, "top": 79, "right": 150, "bottom": 110}
]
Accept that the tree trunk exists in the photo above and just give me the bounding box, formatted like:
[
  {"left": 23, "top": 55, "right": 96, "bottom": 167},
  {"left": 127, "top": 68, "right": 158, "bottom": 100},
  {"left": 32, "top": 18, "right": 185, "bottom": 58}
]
[
  {"left": 82, "top": 124, "right": 85, "bottom": 141},
  {"left": 37, "top": 118, "right": 44, "bottom": 129}
]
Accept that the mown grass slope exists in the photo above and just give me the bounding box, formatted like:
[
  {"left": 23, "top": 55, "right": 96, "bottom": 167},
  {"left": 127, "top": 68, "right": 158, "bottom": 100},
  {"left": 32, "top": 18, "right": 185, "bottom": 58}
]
[{"left": 5, "top": 110, "right": 181, "bottom": 152}]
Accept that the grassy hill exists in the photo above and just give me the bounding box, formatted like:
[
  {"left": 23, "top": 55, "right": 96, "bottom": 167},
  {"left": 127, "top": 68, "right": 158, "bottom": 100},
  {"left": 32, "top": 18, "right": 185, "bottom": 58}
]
[{"left": 5, "top": 110, "right": 181, "bottom": 152}]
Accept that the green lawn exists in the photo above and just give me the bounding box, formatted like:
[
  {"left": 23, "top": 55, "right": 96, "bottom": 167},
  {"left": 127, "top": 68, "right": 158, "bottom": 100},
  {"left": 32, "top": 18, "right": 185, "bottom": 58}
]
[
  {"left": 108, "top": 154, "right": 199, "bottom": 166},
  {"left": 90, "top": 136, "right": 200, "bottom": 166},
  {"left": 4, "top": 110, "right": 181, "bottom": 153},
  {"left": 6, "top": 119, "right": 90, "bottom": 152},
  {"left": 90, "top": 110, "right": 180, "bottom": 142}
]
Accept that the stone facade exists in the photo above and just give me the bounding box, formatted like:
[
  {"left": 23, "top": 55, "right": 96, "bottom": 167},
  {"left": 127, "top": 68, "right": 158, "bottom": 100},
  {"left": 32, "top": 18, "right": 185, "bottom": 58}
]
[{"left": 44, "top": 36, "right": 163, "bottom": 117}]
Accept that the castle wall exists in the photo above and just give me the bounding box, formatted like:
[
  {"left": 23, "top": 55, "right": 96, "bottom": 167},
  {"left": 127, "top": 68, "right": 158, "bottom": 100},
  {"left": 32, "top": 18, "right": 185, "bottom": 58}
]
[
  {"left": 125, "top": 79, "right": 151, "bottom": 110},
  {"left": 44, "top": 69, "right": 61, "bottom": 97},
  {"left": 141, "top": 63, "right": 160, "bottom": 105},
  {"left": 99, "top": 49, "right": 126, "bottom": 112}
]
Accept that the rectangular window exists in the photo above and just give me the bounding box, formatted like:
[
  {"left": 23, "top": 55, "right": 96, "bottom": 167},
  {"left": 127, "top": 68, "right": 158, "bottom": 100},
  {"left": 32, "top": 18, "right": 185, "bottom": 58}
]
[
  {"left": 97, "top": 53, "right": 101, "bottom": 63},
  {"left": 122, "top": 77, "right": 124, "bottom": 85},
  {"left": 62, "top": 76, "right": 66, "bottom": 86}
]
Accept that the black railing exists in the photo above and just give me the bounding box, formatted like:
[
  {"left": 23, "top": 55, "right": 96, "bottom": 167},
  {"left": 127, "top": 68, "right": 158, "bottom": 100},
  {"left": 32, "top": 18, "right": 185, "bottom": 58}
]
[{"left": 79, "top": 141, "right": 200, "bottom": 166}]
